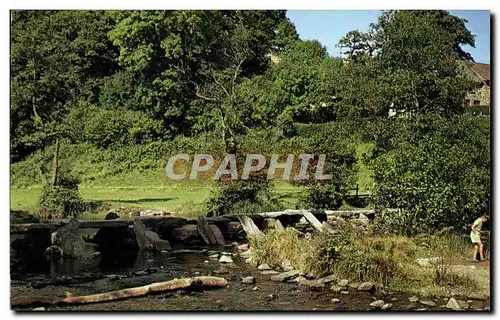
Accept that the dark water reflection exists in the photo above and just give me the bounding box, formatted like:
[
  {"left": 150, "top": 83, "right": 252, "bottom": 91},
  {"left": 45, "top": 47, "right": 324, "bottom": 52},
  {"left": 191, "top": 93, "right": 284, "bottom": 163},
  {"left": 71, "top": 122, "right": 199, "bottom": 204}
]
[{"left": 11, "top": 244, "right": 231, "bottom": 283}]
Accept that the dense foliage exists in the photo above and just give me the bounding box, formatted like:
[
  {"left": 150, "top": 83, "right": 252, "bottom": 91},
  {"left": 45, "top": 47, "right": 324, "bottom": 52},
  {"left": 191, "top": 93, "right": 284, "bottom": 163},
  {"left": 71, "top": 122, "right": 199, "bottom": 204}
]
[
  {"left": 369, "top": 116, "right": 490, "bottom": 235},
  {"left": 11, "top": 10, "right": 490, "bottom": 233}
]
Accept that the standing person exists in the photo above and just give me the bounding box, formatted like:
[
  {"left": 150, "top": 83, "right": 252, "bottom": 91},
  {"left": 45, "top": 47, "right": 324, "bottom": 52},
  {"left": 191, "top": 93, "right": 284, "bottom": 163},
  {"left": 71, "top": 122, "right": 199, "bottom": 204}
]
[{"left": 470, "top": 215, "right": 489, "bottom": 261}]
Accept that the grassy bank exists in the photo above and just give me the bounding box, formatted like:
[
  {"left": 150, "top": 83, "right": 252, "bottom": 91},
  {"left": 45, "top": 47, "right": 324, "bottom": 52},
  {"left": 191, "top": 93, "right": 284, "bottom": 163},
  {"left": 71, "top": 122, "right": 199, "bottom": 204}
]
[
  {"left": 249, "top": 227, "right": 489, "bottom": 300},
  {"left": 10, "top": 177, "right": 304, "bottom": 219},
  {"left": 10, "top": 138, "right": 374, "bottom": 218}
]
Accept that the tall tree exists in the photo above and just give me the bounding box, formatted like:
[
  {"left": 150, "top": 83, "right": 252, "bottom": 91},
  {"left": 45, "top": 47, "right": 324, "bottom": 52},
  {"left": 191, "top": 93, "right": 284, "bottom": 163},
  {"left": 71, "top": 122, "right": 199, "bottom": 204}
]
[
  {"left": 10, "top": 10, "right": 118, "bottom": 160},
  {"left": 337, "top": 10, "right": 475, "bottom": 117}
]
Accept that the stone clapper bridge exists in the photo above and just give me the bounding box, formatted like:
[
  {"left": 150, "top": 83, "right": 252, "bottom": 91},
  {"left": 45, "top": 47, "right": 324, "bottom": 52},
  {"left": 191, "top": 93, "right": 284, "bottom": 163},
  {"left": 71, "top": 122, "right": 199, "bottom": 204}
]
[{"left": 11, "top": 209, "right": 380, "bottom": 258}]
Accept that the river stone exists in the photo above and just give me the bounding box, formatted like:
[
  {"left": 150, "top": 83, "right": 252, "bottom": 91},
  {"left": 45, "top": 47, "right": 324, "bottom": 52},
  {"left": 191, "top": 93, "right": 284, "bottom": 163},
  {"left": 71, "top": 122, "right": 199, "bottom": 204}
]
[
  {"left": 221, "top": 252, "right": 232, "bottom": 256},
  {"left": 244, "top": 258, "right": 252, "bottom": 264},
  {"left": 208, "top": 254, "right": 219, "bottom": 260},
  {"left": 381, "top": 303, "right": 393, "bottom": 310},
  {"left": 281, "top": 260, "right": 294, "bottom": 271},
  {"left": 238, "top": 244, "right": 249, "bottom": 251},
  {"left": 420, "top": 300, "right": 437, "bottom": 307},
  {"left": 331, "top": 298, "right": 340, "bottom": 303},
  {"left": 241, "top": 276, "right": 256, "bottom": 284},
  {"left": 257, "top": 263, "right": 272, "bottom": 270},
  {"left": 261, "top": 270, "right": 280, "bottom": 275},
  {"left": 357, "top": 282, "right": 375, "bottom": 292},
  {"left": 331, "top": 285, "right": 346, "bottom": 293},
  {"left": 270, "top": 270, "right": 301, "bottom": 282},
  {"left": 213, "top": 268, "right": 229, "bottom": 274},
  {"left": 340, "top": 291, "right": 350, "bottom": 295},
  {"left": 390, "top": 297, "right": 399, "bottom": 302},
  {"left": 240, "top": 250, "right": 251, "bottom": 259},
  {"left": 266, "top": 294, "right": 276, "bottom": 301},
  {"left": 105, "top": 211, "right": 120, "bottom": 220},
  {"left": 349, "top": 282, "right": 359, "bottom": 289},
  {"left": 298, "top": 279, "right": 326, "bottom": 289},
  {"left": 409, "top": 295, "right": 419, "bottom": 303},
  {"left": 457, "top": 300, "right": 469, "bottom": 309},
  {"left": 415, "top": 257, "right": 439, "bottom": 267},
  {"left": 45, "top": 245, "right": 63, "bottom": 256},
  {"left": 317, "top": 274, "right": 336, "bottom": 284},
  {"left": 338, "top": 279, "right": 349, "bottom": 287},
  {"left": 32, "top": 307, "right": 46, "bottom": 311},
  {"left": 445, "top": 298, "right": 461, "bottom": 310},
  {"left": 358, "top": 213, "right": 370, "bottom": 225},
  {"left": 370, "top": 300, "right": 385, "bottom": 308},
  {"left": 219, "top": 255, "right": 234, "bottom": 263},
  {"left": 289, "top": 276, "right": 307, "bottom": 283}
]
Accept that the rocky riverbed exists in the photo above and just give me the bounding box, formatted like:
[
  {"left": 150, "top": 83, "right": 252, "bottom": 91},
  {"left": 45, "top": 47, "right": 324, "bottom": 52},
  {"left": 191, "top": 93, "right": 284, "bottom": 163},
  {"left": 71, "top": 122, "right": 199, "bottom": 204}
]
[{"left": 11, "top": 244, "right": 490, "bottom": 312}]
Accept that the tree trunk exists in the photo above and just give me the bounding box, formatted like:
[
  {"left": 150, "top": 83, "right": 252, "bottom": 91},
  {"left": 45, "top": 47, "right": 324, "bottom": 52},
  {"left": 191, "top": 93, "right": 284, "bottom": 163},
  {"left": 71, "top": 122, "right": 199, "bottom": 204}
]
[
  {"left": 10, "top": 276, "right": 228, "bottom": 308},
  {"left": 51, "top": 139, "right": 60, "bottom": 188}
]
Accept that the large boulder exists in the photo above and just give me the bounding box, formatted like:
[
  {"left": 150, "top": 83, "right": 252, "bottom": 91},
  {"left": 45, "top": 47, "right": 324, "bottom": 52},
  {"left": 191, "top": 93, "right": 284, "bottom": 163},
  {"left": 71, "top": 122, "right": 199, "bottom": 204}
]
[
  {"left": 51, "top": 219, "right": 98, "bottom": 259},
  {"left": 172, "top": 224, "right": 199, "bottom": 241},
  {"left": 134, "top": 219, "right": 171, "bottom": 251},
  {"left": 59, "top": 233, "right": 99, "bottom": 258},
  {"left": 51, "top": 218, "right": 79, "bottom": 245}
]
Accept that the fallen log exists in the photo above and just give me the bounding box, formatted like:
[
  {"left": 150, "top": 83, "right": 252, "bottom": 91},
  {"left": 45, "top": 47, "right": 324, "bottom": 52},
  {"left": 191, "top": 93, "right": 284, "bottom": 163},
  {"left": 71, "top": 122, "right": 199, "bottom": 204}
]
[{"left": 11, "top": 276, "right": 228, "bottom": 308}]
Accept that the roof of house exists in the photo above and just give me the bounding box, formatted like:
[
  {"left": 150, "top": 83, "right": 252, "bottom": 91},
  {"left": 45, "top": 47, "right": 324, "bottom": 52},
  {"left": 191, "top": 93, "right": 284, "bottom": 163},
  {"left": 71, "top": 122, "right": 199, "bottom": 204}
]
[{"left": 467, "top": 62, "right": 490, "bottom": 82}]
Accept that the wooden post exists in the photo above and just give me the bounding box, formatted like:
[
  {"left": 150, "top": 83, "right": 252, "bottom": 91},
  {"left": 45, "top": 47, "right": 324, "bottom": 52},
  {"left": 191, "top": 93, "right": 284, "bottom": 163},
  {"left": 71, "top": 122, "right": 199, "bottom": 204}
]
[{"left": 51, "top": 139, "right": 60, "bottom": 188}]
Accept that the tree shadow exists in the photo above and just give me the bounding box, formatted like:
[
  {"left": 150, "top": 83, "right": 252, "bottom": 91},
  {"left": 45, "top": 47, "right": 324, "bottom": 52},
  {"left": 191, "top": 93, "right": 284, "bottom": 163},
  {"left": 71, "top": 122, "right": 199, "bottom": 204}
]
[{"left": 100, "top": 197, "right": 178, "bottom": 204}]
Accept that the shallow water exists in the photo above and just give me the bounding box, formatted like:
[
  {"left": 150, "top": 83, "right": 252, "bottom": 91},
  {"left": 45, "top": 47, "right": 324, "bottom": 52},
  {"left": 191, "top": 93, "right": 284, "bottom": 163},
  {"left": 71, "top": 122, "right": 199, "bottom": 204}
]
[{"left": 11, "top": 245, "right": 490, "bottom": 312}]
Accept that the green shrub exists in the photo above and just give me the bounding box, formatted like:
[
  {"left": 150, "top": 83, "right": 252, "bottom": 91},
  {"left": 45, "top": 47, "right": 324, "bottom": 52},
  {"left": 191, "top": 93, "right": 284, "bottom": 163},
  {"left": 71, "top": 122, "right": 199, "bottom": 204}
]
[
  {"left": 206, "top": 176, "right": 282, "bottom": 216},
  {"left": 298, "top": 182, "right": 343, "bottom": 209},
  {"left": 62, "top": 101, "right": 164, "bottom": 148},
  {"left": 38, "top": 171, "right": 84, "bottom": 218},
  {"left": 369, "top": 115, "right": 490, "bottom": 235}
]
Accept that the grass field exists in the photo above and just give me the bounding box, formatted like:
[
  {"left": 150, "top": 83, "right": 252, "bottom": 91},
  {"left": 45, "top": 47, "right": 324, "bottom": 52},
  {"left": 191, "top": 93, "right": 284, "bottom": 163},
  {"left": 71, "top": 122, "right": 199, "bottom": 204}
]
[
  {"left": 10, "top": 143, "right": 374, "bottom": 218},
  {"left": 10, "top": 177, "right": 304, "bottom": 218}
]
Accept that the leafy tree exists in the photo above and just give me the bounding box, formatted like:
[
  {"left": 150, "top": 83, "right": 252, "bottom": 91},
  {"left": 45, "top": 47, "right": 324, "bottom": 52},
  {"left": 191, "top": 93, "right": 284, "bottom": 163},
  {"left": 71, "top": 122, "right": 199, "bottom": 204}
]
[
  {"left": 271, "top": 40, "right": 342, "bottom": 124},
  {"left": 11, "top": 10, "right": 118, "bottom": 160},
  {"left": 272, "top": 18, "right": 300, "bottom": 52},
  {"left": 337, "top": 10, "right": 475, "bottom": 117}
]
